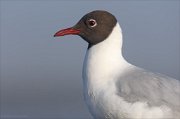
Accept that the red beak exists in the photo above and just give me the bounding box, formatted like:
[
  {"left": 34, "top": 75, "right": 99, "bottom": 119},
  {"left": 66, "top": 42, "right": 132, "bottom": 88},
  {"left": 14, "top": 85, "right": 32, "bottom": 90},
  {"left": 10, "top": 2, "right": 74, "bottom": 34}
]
[{"left": 54, "top": 27, "right": 80, "bottom": 37}]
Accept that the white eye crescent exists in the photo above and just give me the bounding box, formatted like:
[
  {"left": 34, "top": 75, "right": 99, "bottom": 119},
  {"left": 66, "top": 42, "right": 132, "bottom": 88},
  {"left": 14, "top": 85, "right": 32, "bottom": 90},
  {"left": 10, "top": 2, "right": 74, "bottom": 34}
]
[{"left": 88, "top": 19, "right": 97, "bottom": 27}]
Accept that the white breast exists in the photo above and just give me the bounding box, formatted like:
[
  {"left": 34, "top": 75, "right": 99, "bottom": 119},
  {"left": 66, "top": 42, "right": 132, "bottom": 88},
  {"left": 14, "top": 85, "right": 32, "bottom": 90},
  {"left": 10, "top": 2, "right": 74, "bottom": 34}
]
[
  {"left": 82, "top": 23, "right": 174, "bottom": 119},
  {"left": 82, "top": 23, "right": 127, "bottom": 118}
]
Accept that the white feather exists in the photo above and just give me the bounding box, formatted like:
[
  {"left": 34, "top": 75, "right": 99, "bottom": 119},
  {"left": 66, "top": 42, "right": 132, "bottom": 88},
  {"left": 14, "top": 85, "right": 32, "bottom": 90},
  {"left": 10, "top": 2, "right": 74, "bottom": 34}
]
[{"left": 82, "top": 23, "right": 179, "bottom": 119}]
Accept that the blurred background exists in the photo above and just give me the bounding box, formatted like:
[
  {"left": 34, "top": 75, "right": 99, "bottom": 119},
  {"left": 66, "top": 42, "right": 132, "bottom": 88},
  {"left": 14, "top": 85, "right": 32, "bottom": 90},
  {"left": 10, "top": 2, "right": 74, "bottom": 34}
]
[{"left": 0, "top": 0, "right": 179, "bottom": 119}]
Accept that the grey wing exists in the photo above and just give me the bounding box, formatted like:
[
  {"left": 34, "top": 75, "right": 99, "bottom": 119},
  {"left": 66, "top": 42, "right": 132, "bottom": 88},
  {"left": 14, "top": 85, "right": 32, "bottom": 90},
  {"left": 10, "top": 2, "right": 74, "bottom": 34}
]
[{"left": 116, "top": 67, "right": 180, "bottom": 111}]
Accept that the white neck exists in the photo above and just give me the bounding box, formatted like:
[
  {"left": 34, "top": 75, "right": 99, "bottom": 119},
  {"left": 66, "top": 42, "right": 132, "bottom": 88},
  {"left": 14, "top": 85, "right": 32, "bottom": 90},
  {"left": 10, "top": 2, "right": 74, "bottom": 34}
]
[
  {"left": 82, "top": 23, "right": 132, "bottom": 118},
  {"left": 83, "top": 23, "right": 130, "bottom": 82}
]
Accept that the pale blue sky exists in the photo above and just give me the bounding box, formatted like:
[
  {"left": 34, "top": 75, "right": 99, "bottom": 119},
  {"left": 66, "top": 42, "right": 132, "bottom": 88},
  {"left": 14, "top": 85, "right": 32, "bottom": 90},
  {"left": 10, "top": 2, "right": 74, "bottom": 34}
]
[{"left": 0, "top": 0, "right": 179, "bottom": 119}]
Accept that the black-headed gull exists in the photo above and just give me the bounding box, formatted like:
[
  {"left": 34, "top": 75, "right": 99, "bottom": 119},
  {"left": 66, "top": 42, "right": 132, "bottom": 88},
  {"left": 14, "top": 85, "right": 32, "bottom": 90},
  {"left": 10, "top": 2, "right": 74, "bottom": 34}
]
[{"left": 54, "top": 10, "right": 180, "bottom": 119}]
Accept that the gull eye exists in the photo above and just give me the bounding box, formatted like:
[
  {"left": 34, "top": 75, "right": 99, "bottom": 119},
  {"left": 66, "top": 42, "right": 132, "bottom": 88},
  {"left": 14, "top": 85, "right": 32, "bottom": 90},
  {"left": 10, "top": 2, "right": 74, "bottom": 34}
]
[{"left": 88, "top": 19, "right": 97, "bottom": 27}]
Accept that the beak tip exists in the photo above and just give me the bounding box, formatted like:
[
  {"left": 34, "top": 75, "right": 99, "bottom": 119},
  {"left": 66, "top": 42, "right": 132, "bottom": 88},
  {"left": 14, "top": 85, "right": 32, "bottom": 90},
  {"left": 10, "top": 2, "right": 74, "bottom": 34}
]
[{"left": 54, "top": 32, "right": 59, "bottom": 37}]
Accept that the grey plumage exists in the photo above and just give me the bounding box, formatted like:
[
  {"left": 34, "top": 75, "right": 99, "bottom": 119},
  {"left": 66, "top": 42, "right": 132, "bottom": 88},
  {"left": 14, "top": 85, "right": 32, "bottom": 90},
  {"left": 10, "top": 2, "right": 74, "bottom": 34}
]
[{"left": 116, "top": 66, "right": 180, "bottom": 115}]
